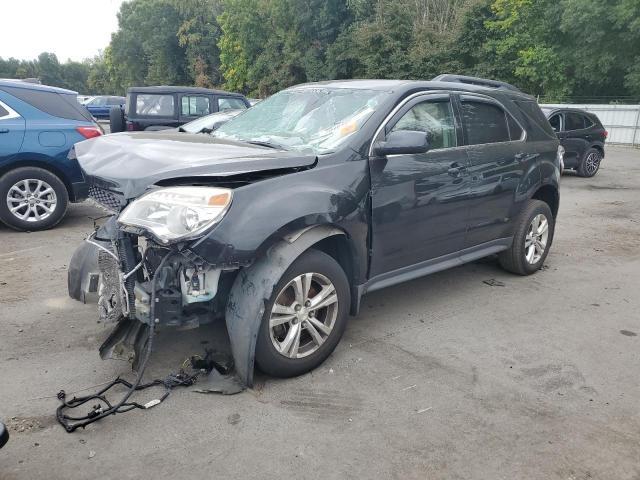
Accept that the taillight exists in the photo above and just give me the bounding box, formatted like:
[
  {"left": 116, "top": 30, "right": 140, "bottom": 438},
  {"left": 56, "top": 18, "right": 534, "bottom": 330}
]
[
  {"left": 76, "top": 126, "right": 102, "bottom": 139},
  {"left": 126, "top": 121, "right": 135, "bottom": 131},
  {"left": 604, "top": 130, "right": 608, "bottom": 139}
]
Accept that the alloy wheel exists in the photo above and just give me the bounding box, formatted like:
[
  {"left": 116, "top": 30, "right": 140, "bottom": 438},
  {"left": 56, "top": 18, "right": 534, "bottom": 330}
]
[
  {"left": 6, "top": 179, "right": 57, "bottom": 222},
  {"left": 524, "top": 213, "right": 549, "bottom": 264},
  {"left": 585, "top": 152, "right": 601, "bottom": 176},
  {"left": 269, "top": 272, "right": 339, "bottom": 359}
]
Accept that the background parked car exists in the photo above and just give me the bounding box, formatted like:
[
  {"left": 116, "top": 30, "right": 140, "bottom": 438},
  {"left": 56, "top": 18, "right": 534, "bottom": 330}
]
[
  {"left": 109, "top": 86, "right": 250, "bottom": 133},
  {"left": 85, "top": 95, "right": 125, "bottom": 120},
  {"left": 77, "top": 95, "right": 94, "bottom": 105},
  {"left": 542, "top": 107, "right": 607, "bottom": 177},
  {"left": 0, "top": 79, "right": 101, "bottom": 231}
]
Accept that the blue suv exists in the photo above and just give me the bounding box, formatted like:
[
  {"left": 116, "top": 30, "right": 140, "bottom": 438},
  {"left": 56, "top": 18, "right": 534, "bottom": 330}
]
[{"left": 0, "top": 80, "right": 101, "bottom": 231}]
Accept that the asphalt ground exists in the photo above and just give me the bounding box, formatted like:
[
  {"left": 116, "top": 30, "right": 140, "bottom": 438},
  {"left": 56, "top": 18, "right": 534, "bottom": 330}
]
[{"left": 1, "top": 146, "right": 639, "bottom": 479}]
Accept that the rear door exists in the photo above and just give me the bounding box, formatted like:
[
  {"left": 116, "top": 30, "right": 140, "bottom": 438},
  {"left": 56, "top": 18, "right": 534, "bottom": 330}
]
[
  {"left": 369, "top": 92, "right": 472, "bottom": 276},
  {"left": 0, "top": 97, "right": 26, "bottom": 161},
  {"left": 456, "top": 93, "right": 529, "bottom": 247}
]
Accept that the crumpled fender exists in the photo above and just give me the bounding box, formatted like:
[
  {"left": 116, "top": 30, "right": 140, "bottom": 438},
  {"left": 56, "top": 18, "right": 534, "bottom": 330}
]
[
  {"left": 68, "top": 217, "right": 118, "bottom": 303},
  {"left": 68, "top": 241, "right": 102, "bottom": 303},
  {"left": 225, "top": 225, "right": 345, "bottom": 387}
]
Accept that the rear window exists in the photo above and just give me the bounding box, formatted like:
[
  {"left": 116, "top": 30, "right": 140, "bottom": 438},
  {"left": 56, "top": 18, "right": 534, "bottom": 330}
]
[
  {"left": 218, "top": 97, "right": 247, "bottom": 111},
  {"left": 135, "top": 94, "right": 175, "bottom": 117},
  {"left": 565, "top": 113, "right": 585, "bottom": 131},
  {"left": 460, "top": 100, "right": 510, "bottom": 145},
  {"left": 181, "top": 95, "right": 211, "bottom": 116},
  {"left": 1, "top": 86, "right": 92, "bottom": 121}
]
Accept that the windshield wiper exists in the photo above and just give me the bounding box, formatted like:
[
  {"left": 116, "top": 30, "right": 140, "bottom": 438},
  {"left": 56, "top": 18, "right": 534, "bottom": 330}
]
[{"left": 246, "top": 140, "right": 288, "bottom": 150}]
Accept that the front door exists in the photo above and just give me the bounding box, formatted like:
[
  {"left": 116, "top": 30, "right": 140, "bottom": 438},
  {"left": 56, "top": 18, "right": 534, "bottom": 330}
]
[{"left": 369, "top": 93, "right": 472, "bottom": 276}]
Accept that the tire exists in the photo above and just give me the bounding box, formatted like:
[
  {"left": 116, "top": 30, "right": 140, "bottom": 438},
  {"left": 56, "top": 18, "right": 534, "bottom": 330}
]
[
  {"left": 577, "top": 147, "right": 602, "bottom": 177},
  {"left": 498, "top": 199, "right": 554, "bottom": 276},
  {"left": 109, "top": 106, "right": 125, "bottom": 133},
  {"left": 255, "top": 249, "right": 350, "bottom": 378},
  {"left": 0, "top": 167, "right": 69, "bottom": 231}
]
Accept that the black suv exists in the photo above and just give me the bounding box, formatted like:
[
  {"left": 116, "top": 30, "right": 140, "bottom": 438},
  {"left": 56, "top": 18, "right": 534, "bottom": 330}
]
[
  {"left": 69, "top": 75, "right": 561, "bottom": 387},
  {"left": 542, "top": 107, "right": 607, "bottom": 177},
  {"left": 109, "top": 86, "right": 250, "bottom": 133}
]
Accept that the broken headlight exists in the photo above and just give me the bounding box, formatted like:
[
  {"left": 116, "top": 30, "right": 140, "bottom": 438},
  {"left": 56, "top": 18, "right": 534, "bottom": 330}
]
[{"left": 118, "top": 186, "right": 232, "bottom": 244}]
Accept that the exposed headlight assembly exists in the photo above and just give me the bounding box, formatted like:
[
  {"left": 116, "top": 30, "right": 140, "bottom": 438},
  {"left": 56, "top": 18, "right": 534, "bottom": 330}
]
[{"left": 118, "top": 187, "right": 233, "bottom": 243}]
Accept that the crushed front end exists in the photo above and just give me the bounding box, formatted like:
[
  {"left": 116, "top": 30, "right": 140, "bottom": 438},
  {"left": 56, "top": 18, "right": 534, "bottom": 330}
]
[{"left": 68, "top": 182, "right": 240, "bottom": 372}]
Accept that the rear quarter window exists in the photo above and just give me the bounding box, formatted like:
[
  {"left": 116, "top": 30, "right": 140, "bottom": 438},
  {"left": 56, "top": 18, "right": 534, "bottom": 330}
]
[
  {"left": 1, "top": 86, "right": 92, "bottom": 121},
  {"left": 513, "top": 99, "right": 556, "bottom": 138},
  {"left": 583, "top": 115, "right": 595, "bottom": 128}
]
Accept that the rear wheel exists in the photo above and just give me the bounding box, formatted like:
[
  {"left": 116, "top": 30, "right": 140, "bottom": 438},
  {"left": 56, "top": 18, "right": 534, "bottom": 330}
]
[
  {"left": 0, "top": 167, "right": 68, "bottom": 231},
  {"left": 499, "top": 199, "right": 554, "bottom": 275},
  {"left": 255, "top": 249, "right": 350, "bottom": 378},
  {"left": 109, "top": 106, "right": 125, "bottom": 133},
  {"left": 577, "top": 148, "right": 602, "bottom": 177}
]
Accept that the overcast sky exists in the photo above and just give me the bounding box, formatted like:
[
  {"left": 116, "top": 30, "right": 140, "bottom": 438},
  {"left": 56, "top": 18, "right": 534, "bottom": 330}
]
[{"left": 1, "top": 0, "right": 126, "bottom": 62}]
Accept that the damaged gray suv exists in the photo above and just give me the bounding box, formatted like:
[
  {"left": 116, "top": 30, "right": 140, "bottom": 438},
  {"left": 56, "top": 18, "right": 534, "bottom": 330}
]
[{"left": 68, "top": 75, "right": 562, "bottom": 387}]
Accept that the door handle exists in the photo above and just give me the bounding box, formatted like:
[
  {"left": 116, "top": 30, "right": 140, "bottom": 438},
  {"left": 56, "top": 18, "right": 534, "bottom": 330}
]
[
  {"left": 448, "top": 163, "right": 467, "bottom": 177},
  {"left": 0, "top": 129, "right": 9, "bottom": 134}
]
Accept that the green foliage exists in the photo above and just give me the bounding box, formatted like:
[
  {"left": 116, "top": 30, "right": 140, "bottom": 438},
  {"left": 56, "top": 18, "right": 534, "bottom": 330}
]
[
  {"left": 2, "top": 0, "right": 639, "bottom": 101},
  {"left": 0, "top": 53, "right": 90, "bottom": 93}
]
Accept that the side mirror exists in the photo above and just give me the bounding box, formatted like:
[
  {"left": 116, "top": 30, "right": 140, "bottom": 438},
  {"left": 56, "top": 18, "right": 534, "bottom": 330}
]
[{"left": 373, "top": 130, "right": 430, "bottom": 156}]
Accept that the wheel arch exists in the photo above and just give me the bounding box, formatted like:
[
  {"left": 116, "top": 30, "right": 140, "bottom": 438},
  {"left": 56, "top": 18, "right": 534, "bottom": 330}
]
[
  {"left": 225, "top": 224, "right": 354, "bottom": 387},
  {"left": 590, "top": 143, "right": 605, "bottom": 157},
  {"left": 531, "top": 184, "right": 559, "bottom": 218}
]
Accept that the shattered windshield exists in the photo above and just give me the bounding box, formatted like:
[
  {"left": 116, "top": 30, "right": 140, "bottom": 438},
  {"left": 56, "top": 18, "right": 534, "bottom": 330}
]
[{"left": 212, "top": 87, "right": 390, "bottom": 154}]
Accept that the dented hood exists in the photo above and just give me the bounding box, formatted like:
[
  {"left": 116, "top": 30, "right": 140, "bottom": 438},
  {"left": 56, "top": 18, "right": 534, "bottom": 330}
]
[{"left": 75, "top": 132, "right": 317, "bottom": 199}]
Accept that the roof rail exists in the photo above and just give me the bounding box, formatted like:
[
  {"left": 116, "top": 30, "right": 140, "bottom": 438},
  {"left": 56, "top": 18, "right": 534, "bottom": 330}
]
[{"left": 432, "top": 74, "right": 521, "bottom": 93}]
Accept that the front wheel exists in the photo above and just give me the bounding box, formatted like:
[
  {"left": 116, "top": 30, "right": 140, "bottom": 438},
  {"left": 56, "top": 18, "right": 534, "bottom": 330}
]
[
  {"left": 255, "top": 249, "right": 350, "bottom": 378},
  {"left": 0, "top": 167, "right": 68, "bottom": 231},
  {"left": 499, "top": 199, "right": 555, "bottom": 275}
]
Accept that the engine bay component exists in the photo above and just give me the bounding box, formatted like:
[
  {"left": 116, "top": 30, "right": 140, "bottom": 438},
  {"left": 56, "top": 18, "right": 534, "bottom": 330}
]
[{"left": 180, "top": 265, "right": 220, "bottom": 304}]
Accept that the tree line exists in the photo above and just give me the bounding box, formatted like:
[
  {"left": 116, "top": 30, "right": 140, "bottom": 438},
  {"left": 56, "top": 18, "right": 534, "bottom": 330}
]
[{"left": 1, "top": 0, "right": 639, "bottom": 102}]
